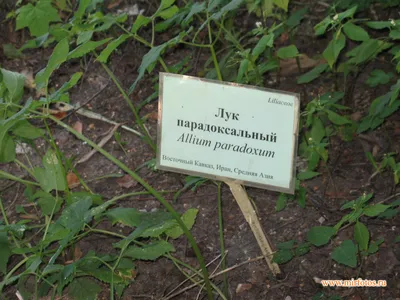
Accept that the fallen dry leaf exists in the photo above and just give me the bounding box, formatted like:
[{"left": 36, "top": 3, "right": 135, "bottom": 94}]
[
  {"left": 236, "top": 283, "right": 252, "bottom": 294},
  {"left": 107, "top": 0, "right": 122, "bottom": 9},
  {"left": 145, "top": 111, "right": 158, "bottom": 121},
  {"left": 350, "top": 111, "right": 363, "bottom": 121},
  {"left": 73, "top": 246, "right": 83, "bottom": 261},
  {"left": 279, "top": 54, "right": 325, "bottom": 76},
  {"left": 66, "top": 171, "right": 80, "bottom": 189},
  {"left": 116, "top": 174, "right": 138, "bottom": 189},
  {"left": 20, "top": 69, "right": 35, "bottom": 89},
  {"left": 72, "top": 121, "right": 83, "bottom": 134}
]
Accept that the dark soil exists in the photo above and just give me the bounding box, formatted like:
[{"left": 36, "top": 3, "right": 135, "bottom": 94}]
[{"left": 1, "top": 0, "right": 400, "bottom": 300}]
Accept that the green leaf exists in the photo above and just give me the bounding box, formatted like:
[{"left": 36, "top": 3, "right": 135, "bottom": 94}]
[
  {"left": 166, "top": 208, "right": 198, "bottom": 239},
  {"left": 366, "top": 21, "right": 392, "bottom": 30},
  {"left": 273, "top": 0, "right": 289, "bottom": 11},
  {"left": 331, "top": 240, "right": 357, "bottom": 268},
  {"left": 67, "top": 38, "right": 112, "bottom": 60},
  {"left": 326, "top": 110, "right": 351, "bottom": 125},
  {"left": 337, "top": 6, "right": 357, "bottom": 21},
  {"left": 68, "top": 277, "right": 101, "bottom": 300},
  {"left": 237, "top": 59, "right": 249, "bottom": 83},
  {"left": 286, "top": 7, "right": 308, "bottom": 29},
  {"left": 3, "top": 44, "right": 24, "bottom": 59},
  {"left": 16, "top": 0, "right": 61, "bottom": 37},
  {"left": 49, "top": 72, "right": 83, "bottom": 102},
  {"left": 105, "top": 208, "right": 143, "bottom": 227},
  {"left": 12, "top": 120, "right": 44, "bottom": 139},
  {"left": 353, "top": 39, "right": 389, "bottom": 65},
  {"left": 1, "top": 68, "right": 26, "bottom": 103},
  {"left": 183, "top": 2, "right": 206, "bottom": 25},
  {"left": 277, "top": 240, "right": 295, "bottom": 250},
  {"left": 128, "top": 33, "right": 185, "bottom": 94},
  {"left": 277, "top": 45, "right": 299, "bottom": 59},
  {"left": 272, "top": 249, "right": 293, "bottom": 264},
  {"left": 297, "top": 171, "right": 320, "bottom": 180},
  {"left": 366, "top": 70, "right": 393, "bottom": 87},
  {"left": 275, "top": 193, "right": 287, "bottom": 212},
  {"left": 252, "top": 33, "right": 274, "bottom": 60},
  {"left": 311, "top": 117, "right": 325, "bottom": 143},
  {"left": 157, "top": 5, "right": 179, "bottom": 19},
  {"left": 389, "top": 29, "right": 400, "bottom": 40},
  {"left": 368, "top": 238, "right": 384, "bottom": 254},
  {"left": 314, "top": 16, "right": 332, "bottom": 36},
  {"left": 323, "top": 32, "right": 346, "bottom": 69},
  {"left": 74, "top": 0, "right": 91, "bottom": 19},
  {"left": 210, "top": 0, "right": 244, "bottom": 20},
  {"left": 0, "top": 232, "right": 11, "bottom": 274},
  {"left": 97, "top": 34, "right": 129, "bottom": 63},
  {"left": 295, "top": 242, "right": 311, "bottom": 256},
  {"left": 297, "top": 63, "right": 328, "bottom": 84},
  {"left": 77, "top": 31, "right": 93, "bottom": 45},
  {"left": 307, "top": 226, "right": 336, "bottom": 246},
  {"left": 33, "top": 149, "right": 66, "bottom": 192},
  {"left": 124, "top": 241, "right": 175, "bottom": 260},
  {"left": 395, "top": 236, "right": 400, "bottom": 243},
  {"left": 354, "top": 221, "right": 369, "bottom": 251},
  {"left": 131, "top": 15, "right": 151, "bottom": 34},
  {"left": 363, "top": 204, "right": 390, "bottom": 217},
  {"left": 36, "top": 191, "right": 62, "bottom": 215},
  {"left": 343, "top": 22, "right": 369, "bottom": 41},
  {"left": 35, "top": 38, "right": 69, "bottom": 89}
]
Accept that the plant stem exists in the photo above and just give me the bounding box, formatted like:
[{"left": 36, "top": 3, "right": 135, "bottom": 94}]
[
  {"left": 0, "top": 170, "right": 39, "bottom": 186},
  {"left": 217, "top": 183, "right": 228, "bottom": 298},
  {"left": 48, "top": 116, "right": 214, "bottom": 300},
  {"left": 97, "top": 59, "right": 156, "bottom": 151}
]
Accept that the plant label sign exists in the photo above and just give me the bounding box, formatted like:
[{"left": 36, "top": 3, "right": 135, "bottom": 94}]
[{"left": 156, "top": 73, "right": 300, "bottom": 194}]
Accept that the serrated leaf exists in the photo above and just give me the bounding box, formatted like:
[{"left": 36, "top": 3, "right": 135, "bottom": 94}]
[
  {"left": 1, "top": 68, "right": 26, "bottom": 103},
  {"left": 323, "top": 32, "right": 346, "bottom": 69},
  {"left": 331, "top": 240, "right": 357, "bottom": 267},
  {"left": 277, "top": 45, "right": 299, "bottom": 59},
  {"left": 273, "top": 0, "right": 289, "bottom": 11},
  {"left": 77, "top": 31, "right": 93, "bottom": 45},
  {"left": 297, "top": 171, "right": 320, "bottom": 180},
  {"left": 67, "top": 38, "right": 112, "bottom": 60},
  {"left": 275, "top": 193, "right": 287, "bottom": 212},
  {"left": 252, "top": 33, "right": 274, "bottom": 60},
  {"left": 97, "top": 34, "right": 129, "bottom": 63},
  {"left": 35, "top": 38, "right": 69, "bottom": 89},
  {"left": 307, "top": 226, "right": 336, "bottom": 246},
  {"left": 68, "top": 277, "right": 101, "bottom": 300},
  {"left": 326, "top": 110, "right": 351, "bottom": 125},
  {"left": 166, "top": 208, "right": 198, "bottom": 239},
  {"left": 354, "top": 221, "right": 369, "bottom": 251},
  {"left": 0, "top": 232, "right": 11, "bottom": 274},
  {"left": 366, "top": 69, "right": 393, "bottom": 87},
  {"left": 124, "top": 241, "right": 175, "bottom": 260},
  {"left": 343, "top": 22, "right": 369, "bottom": 41},
  {"left": 363, "top": 204, "right": 390, "bottom": 217},
  {"left": 16, "top": 0, "right": 61, "bottom": 37},
  {"left": 33, "top": 149, "right": 66, "bottom": 192},
  {"left": 272, "top": 249, "right": 293, "bottom": 264},
  {"left": 297, "top": 63, "right": 328, "bottom": 84}
]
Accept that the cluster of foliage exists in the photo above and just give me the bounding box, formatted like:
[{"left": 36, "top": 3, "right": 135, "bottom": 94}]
[{"left": 1, "top": 0, "right": 400, "bottom": 299}]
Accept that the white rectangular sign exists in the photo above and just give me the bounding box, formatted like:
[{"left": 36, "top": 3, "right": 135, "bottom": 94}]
[{"left": 156, "top": 73, "right": 300, "bottom": 194}]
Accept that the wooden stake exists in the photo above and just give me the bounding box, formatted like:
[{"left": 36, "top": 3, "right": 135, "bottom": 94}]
[{"left": 225, "top": 180, "right": 281, "bottom": 276}]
